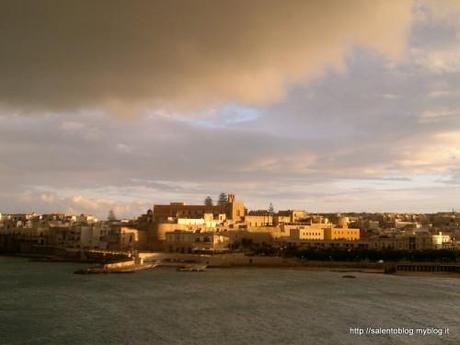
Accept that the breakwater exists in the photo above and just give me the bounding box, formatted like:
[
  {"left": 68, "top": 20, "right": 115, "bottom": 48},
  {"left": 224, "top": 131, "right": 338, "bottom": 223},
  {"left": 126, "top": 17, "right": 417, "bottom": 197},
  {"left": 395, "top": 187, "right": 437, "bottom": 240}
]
[{"left": 385, "top": 263, "right": 460, "bottom": 274}]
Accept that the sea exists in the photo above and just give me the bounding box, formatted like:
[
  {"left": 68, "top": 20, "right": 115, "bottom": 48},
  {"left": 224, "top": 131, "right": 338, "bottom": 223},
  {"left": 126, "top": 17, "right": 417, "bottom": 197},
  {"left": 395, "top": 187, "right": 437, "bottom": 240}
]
[{"left": 0, "top": 256, "right": 458, "bottom": 345}]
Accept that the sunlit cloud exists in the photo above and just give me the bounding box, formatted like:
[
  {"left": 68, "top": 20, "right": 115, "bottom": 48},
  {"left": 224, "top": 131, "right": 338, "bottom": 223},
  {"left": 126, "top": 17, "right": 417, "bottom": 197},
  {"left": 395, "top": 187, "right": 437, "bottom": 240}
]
[{"left": 0, "top": 0, "right": 412, "bottom": 115}]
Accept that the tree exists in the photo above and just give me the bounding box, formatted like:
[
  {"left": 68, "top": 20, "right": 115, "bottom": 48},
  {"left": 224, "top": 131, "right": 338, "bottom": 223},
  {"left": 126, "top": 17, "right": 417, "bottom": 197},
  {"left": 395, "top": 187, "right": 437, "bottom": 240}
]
[
  {"left": 268, "top": 203, "right": 275, "bottom": 214},
  {"left": 218, "top": 192, "right": 228, "bottom": 206},
  {"left": 107, "top": 209, "right": 117, "bottom": 221},
  {"left": 204, "top": 196, "right": 214, "bottom": 206}
]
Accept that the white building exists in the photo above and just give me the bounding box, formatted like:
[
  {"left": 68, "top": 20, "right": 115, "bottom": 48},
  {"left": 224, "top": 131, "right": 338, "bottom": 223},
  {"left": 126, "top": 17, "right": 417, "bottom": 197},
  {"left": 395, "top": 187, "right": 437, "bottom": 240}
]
[{"left": 432, "top": 232, "right": 452, "bottom": 249}]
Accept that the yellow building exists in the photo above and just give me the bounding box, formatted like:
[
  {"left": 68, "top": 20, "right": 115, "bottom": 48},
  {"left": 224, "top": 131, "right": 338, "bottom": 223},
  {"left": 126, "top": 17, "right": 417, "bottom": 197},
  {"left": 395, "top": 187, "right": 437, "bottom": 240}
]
[
  {"left": 432, "top": 232, "right": 452, "bottom": 249},
  {"left": 225, "top": 194, "right": 245, "bottom": 221},
  {"left": 177, "top": 213, "right": 222, "bottom": 228},
  {"left": 325, "top": 227, "right": 360, "bottom": 241},
  {"left": 290, "top": 227, "right": 326, "bottom": 240},
  {"left": 245, "top": 214, "right": 273, "bottom": 227},
  {"left": 274, "top": 210, "right": 307, "bottom": 225},
  {"left": 288, "top": 222, "right": 360, "bottom": 241},
  {"left": 153, "top": 194, "right": 245, "bottom": 222},
  {"left": 165, "top": 231, "right": 230, "bottom": 253}
]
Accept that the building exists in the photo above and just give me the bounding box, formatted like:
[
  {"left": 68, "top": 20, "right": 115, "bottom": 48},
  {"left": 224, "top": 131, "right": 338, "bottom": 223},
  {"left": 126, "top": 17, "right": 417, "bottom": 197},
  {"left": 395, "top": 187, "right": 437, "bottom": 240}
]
[
  {"left": 290, "top": 227, "right": 326, "bottom": 241},
  {"left": 244, "top": 212, "right": 273, "bottom": 227},
  {"left": 177, "top": 213, "right": 223, "bottom": 228},
  {"left": 289, "top": 223, "right": 360, "bottom": 241},
  {"left": 150, "top": 194, "right": 245, "bottom": 250},
  {"left": 274, "top": 210, "right": 307, "bottom": 225},
  {"left": 119, "top": 227, "right": 146, "bottom": 251},
  {"left": 153, "top": 194, "right": 245, "bottom": 223},
  {"left": 165, "top": 231, "right": 230, "bottom": 253},
  {"left": 288, "top": 240, "right": 369, "bottom": 250},
  {"left": 432, "top": 232, "right": 452, "bottom": 249},
  {"left": 369, "top": 232, "right": 433, "bottom": 251},
  {"left": 325, "top": 227, "right": 360, "bottom": 241},
  {"left": 395, "top": 220, "right": 421, "bottom": 229},
  {"left": 76, "top": 214, "right": 98, "bottom": 224}
]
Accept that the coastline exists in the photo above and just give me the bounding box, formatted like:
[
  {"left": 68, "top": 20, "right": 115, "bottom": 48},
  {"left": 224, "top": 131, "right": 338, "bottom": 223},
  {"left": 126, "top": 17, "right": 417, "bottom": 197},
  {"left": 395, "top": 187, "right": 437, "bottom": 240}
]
[{"left": 2, "top": 252, "right": 460, "bottom": 277}]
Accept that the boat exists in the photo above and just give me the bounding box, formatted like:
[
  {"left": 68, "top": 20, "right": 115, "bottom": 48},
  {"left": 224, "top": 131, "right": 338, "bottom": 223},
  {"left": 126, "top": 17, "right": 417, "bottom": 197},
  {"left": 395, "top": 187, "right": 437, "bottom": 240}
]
[
  {"left": 177, "top": 264, "right": 207, "bottom": 272},
  {"left": 74, "top": 263, "right": 158, "bottom": 274}
]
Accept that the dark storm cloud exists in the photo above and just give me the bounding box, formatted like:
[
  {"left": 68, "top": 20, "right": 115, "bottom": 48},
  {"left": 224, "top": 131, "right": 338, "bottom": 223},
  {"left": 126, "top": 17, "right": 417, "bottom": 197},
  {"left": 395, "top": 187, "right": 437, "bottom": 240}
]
[{"left": 0, "top": 0, "right": 412, "bottom": 114}]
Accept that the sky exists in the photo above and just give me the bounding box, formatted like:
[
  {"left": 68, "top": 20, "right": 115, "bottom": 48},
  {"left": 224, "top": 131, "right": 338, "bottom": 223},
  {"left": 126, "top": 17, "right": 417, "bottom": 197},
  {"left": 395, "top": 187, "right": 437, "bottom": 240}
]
[{"left": 1, "top": 0, "right": 460, "bottom": 218}]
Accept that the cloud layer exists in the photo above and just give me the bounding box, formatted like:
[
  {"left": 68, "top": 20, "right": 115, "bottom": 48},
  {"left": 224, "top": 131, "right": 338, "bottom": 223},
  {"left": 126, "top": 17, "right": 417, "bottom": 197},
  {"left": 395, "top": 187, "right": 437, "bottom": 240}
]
[
  {"left": 1, "top": 1, "right": 460, "bottom": 217},
  {"left": 0, "top": 0, "right": 412, "bottom": 114}
]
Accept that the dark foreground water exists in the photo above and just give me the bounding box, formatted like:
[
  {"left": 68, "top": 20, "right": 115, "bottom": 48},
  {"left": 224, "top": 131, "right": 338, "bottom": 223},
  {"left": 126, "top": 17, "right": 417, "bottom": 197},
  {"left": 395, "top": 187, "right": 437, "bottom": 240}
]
[{"left": 0, "top": 257, "right": 458, "bottom": 345}]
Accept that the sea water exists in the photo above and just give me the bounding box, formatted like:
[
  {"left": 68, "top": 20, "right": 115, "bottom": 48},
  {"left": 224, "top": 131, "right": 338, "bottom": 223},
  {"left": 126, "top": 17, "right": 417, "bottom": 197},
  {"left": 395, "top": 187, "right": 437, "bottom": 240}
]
[{"left": 0, "top": 257, "right": 458, "bottom": 345}]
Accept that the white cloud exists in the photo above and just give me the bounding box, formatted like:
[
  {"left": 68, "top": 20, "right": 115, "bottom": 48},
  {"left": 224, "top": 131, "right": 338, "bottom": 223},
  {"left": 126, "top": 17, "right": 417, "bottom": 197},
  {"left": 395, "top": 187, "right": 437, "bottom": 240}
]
[
  {"left": 395, "top": 130, "right": 460, "bottom": 173},
  {"left": 414, "top": 48, "right": 460, "bottom": 73},
  {"left": 419, "top": 108, "right": 460, "bottom": 123},
  {"left": 116, "top": 143, "right": 132, "bottom": 154},
  {"left": 428, "top": 89, "right": 460, "bottom": 98}
]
